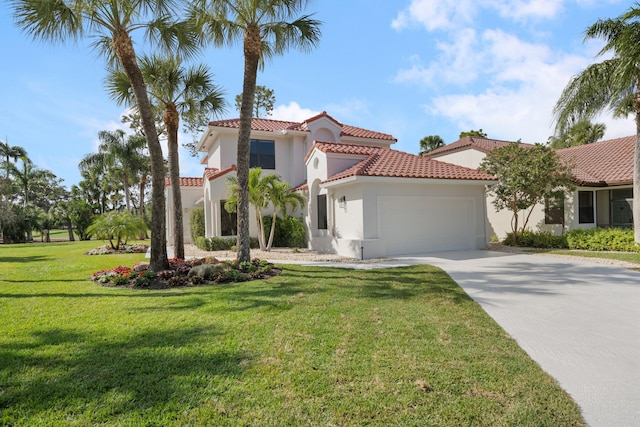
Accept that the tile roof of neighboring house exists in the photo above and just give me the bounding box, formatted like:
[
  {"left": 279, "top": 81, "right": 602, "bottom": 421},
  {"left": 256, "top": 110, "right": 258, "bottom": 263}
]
[
  {"left": 166, "top": 166, "right": 237, "bottom": 187},
  {"left": 310, "top": 142, "right": 496, "bottom": 183},
  {"left": 204, "top": 165, "right": 237, "bottom": 181},
  {"left": 209, "top": 112, "right": 397, "bottom": 142},
  {"left": 165, "top": 176, "right": 204, "bottom": 187},
  {"left": 557, "top": 135, "right": 635, "bottom": 186},
  {"left": 426, "top": 136, "right": 534, "bottom": 157}
]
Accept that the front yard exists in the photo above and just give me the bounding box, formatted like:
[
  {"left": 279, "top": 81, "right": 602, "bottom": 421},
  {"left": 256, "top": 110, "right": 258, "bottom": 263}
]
[{"left": 0, "top": 241, "right": 584, "bottom": 426}]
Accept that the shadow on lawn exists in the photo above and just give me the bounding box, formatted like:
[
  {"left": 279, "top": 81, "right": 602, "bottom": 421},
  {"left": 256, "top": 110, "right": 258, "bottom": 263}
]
[
  {"left": 0, "top": 325, "right": 249, "bottom": 420},
  {"left": 0, "top": 255, "right": 51, "bottom": 263},
  {"left": 244, "top": 265, "right": 472, "bottom": 306}
]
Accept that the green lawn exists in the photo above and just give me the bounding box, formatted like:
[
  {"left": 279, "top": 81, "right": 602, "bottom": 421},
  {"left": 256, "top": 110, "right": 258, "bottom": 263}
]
[
  {"left": 543, "top": 248, "right": 640, "bottom": 265},
  {"left": 0, "top": 241, "right": 585, "bottom": 426}
]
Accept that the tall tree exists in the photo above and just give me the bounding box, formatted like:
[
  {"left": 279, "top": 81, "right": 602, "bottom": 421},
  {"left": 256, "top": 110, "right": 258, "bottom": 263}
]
[
  {"left": 548, "top": 120, "right": 606, "bottom": 149},
  {"left": 459, "top": 129, "right": 488, "bottom": 138},
  {"left": 553, "top": 5, "right": 640, "bottom": 243},
  {"left": 479, "top": 143, "right": 575, "bottom": 245},
  {"left": 192, "top": 0, "right": 321, "bottom": 262},
  {"left": 79, "top": 130, "right": 147, "bottom": 213},
  {"left": 0, "top": 139, "right": 27, "bottom": 180},
  {"left": 107, "top": 54, "right": 226, "bottom": 259},
  {"left": 235, "top": 85, "right": 276, "bottom": 117},
  {"left": 418, "top": 135, "right": 445, "bottom": 156},
  {"left": 11, "top": 0, "right": 199, "bottom": 271}
]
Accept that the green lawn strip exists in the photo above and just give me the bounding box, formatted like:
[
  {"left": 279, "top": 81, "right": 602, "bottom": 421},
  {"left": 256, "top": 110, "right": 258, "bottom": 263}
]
[
  {"left": 0, "top": 242, "right": 585, "bottom": 426},
  {"left": 541, "top": 249, "right": 640, "bottom": 265}
]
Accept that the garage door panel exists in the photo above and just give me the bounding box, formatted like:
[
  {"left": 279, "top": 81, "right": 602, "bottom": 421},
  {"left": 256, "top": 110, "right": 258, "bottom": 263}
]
[{"left": 378, "top": 197, "right": 474, "bottom": 255}]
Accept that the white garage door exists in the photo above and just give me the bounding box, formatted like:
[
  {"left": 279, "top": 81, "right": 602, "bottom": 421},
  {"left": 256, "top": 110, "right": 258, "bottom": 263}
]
[{"left": 378, "top": 196, "right": 474, "bottom": 255}]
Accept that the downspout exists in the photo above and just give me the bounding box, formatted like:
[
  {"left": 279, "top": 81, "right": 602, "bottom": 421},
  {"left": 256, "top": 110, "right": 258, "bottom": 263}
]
[{"left": 483, "top": 185, "right": 490, "bottom": 248}]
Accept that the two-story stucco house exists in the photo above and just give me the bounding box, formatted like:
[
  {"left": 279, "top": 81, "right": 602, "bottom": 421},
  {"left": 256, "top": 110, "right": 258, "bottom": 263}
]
[
  {"left": 427, "top": 135, "right": 635, "bottom": 239},
  {"left": 166, "top": 112, "right": 496, "bottom": 259}
]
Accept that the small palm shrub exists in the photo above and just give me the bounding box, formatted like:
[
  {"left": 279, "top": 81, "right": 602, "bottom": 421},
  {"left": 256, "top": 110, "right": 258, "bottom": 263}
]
[{"left": 87, "top": 211, "right": 148, "bottom": 250}]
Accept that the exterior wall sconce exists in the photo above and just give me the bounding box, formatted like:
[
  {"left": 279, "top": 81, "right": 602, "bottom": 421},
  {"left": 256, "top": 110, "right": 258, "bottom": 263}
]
[{"left": 338, "top": 196, "right": 346, "bottom": 208}]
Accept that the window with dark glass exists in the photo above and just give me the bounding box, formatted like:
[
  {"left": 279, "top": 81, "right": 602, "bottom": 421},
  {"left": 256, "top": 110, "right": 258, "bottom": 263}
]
[
  {"left": 578, "top": 191, "right": 595, "bottom": 224},
  {"left": 250, "top": 139, "right": 275, "bottom": 169},
  {"left": 611, "top": 189, "right": 633, "bottom": 226},
  {"left": 545, "top": 192, "right": 564, "bottom": 225},
  {"left": 220, "top": 200, "right": 237, "bottom": 236},
  {"left": 317, "top": 194, "right": 328, "bottom": 230}
]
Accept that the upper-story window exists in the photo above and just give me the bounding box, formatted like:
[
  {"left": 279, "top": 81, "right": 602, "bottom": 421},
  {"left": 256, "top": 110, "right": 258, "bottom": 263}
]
[{"left": 250, "top": 139, "right": 275, "bottom": 169}]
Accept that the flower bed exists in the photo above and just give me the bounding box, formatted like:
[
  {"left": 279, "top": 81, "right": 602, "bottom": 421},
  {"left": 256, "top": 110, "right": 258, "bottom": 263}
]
[
  {"left": 86, "top": 243, "right": 149, "bottom": 255},
  {"left": 91, "top": 257, "right": 281, "bottom": 289}
]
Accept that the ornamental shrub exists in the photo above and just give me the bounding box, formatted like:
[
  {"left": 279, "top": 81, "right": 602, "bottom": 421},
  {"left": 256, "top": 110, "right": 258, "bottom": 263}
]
[
  {"left": 190, "top": 208, "right": 205, "bottom": 241},
  {"left": 504, "top": 230, "right": 567, "bottom": 249},
  {"left": 262, "top": 215, "right": 306, "bottom": 248},
  {"left": 566, "top": 227, "right": 639, "bottom": 252}
]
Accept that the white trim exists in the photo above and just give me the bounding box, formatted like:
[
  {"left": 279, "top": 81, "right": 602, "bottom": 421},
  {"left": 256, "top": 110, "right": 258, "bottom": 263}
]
[{"left": 321, "top": 175, "right": 495, "bottom": 189}]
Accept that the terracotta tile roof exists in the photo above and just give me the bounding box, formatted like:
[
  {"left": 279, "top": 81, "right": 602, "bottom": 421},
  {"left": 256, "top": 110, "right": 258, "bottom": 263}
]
[
  {"left": 204, "top": 165, "right": 237, "bottom": 181},
  {"left": 208, "top": 113, "right": 397, "bottom": 142},
  {"left": 165, "top": 176, "right": 204, "bottom": 187},
  {"left": 310, "top": 142, "right": 496, "bottom": 183},
  {"left": 557, "top": 136, "right": 635, "bottom": 186},
  {"left": 427, "top": 136, "right": 534, "bottom": 157}
]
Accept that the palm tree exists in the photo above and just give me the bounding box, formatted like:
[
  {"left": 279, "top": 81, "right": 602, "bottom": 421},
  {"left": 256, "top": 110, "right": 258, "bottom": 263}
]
[
  {"left": 79, "top": 130, "right": 147, "bottom": 213},
  {"left": 11, "top": 0, "right": 199, "bottom": 271},
  {"left": 107, "top": 54, "right": 226, "bottom": 259},
  {"left": 548, "top": 120, "right": 606, "bottom": 149},
  {"left": 191, "top": 0, "right": 321, "bottom": 262},
  {"left": 225, "top": 168, "right": 280, "bottom": 251},
  {"left": 0, "top": 139, "right": 27, "bottom": 179},
  {"left": 419, "top": 135, "right": 445, "bottom": 156},
  {"left": 553, "top": 4, "right": 640, "bottom": 243},
  {"left": 265, "top": 181, "right": 304, "bottom": 250}
]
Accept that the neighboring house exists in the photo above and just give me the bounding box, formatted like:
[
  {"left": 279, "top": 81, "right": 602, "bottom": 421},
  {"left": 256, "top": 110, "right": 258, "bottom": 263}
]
[
  {"left": 166, "top": 112, "right": 496, "bottom": 258},
  {"left": 427, "top": 135, "right": 635, "bottom": 239}
]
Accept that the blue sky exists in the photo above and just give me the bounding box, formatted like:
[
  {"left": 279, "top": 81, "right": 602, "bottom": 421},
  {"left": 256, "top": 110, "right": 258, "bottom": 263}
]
[{"left": 0, "top": 0, "right": 634, "bottom": 188}]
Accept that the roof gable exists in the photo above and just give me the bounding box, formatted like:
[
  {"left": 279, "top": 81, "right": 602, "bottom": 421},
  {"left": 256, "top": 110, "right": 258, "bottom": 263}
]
[
  {"left": 310, "top": 141, "right": 495, "bottom": 183},
  {"left": 427, "top": 136, "right": 534, "bottom": 158},
  {"left": 207, "top": 114, "right": 397, "bottom": 143}
]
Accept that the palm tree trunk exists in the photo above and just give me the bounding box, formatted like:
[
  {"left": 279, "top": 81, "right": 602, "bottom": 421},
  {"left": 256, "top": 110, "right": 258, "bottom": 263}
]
[
  {"left": 634, "top": 110, "right": 640, "bottom": 244},
  {"left": 266, "top": 212, "right": 277, "bottom": 251},
  {"left": 123, "top": 173, "right": 131, "bottom": 212},
  {"left": 112, "top": 29, "right": 168, "bottom": 272},
  {"left": 165, "top": 106, "right": 184, "bottom": 260},
  {"left": 236, "top": 25, "right": 261, "bottom": 263},
  {"left": 138, "top": 175, "right": 147, "bottom": 239}
]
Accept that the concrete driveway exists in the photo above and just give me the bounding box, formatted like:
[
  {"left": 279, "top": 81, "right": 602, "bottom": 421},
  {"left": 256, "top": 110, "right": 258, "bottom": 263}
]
[{"left": 388, "top": 250, "right": 640, "bottom": 427}]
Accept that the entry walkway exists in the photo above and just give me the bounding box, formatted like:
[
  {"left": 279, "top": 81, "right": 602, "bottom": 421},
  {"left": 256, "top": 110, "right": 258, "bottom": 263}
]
[{"left": 393, "top": 250, "right": 640, "bottom": 427}]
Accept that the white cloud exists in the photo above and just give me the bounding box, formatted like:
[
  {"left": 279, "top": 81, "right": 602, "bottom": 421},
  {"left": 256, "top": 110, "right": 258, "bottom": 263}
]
[
  {"left": 489, "top": 0, "right": 564, "bottom": 21},
  {"left": 395, "top": 28, "right": 480, "bottom": 86},
  {"left": 392, "top": 0, "right": 566, "bottom": 32},
  {"left": 392, "top": 0, "right": 476, "bottom": 31},
  {"left": 424, "top": 29, "right": 594, "bottom": 143},
  {"left": 270, "top": 101, "right": 320, "bottom": 122}
]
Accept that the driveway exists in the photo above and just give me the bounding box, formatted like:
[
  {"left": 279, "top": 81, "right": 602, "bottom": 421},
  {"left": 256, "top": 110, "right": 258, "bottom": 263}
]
[{"left": 389, "top": 250, "right": 640, "bottom": 427}]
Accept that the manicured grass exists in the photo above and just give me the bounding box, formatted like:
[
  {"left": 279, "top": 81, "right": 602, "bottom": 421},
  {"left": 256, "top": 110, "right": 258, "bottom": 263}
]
[{"left": 0, "top": 241, "right": 585, "bottom": 426}]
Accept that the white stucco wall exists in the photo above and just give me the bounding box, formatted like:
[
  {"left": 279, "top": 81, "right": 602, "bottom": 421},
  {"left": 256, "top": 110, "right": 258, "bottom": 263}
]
[
  {"left": 307, "top": 175, "right": 489, "bottom": 259},
  {"left": 430, "top": 148, "right": 487, "bottom": 169}
]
